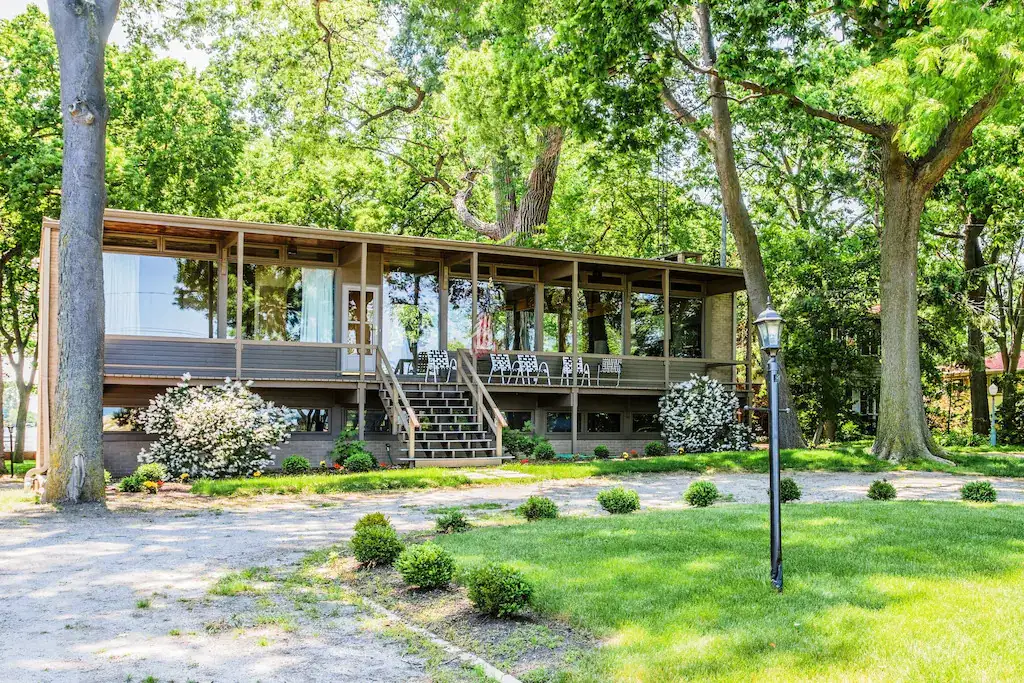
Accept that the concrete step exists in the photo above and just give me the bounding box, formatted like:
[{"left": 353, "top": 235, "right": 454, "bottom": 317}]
[{"left": 399, "top": 456, "right": 509, "bottom": 468}]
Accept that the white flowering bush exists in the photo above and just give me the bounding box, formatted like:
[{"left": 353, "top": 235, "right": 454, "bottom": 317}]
[
  {"left": 659, "top": 375, "right": 752, "bottom": 453},
  {"left": 137, "top": 375, "right": 293, "bottom": 478}
]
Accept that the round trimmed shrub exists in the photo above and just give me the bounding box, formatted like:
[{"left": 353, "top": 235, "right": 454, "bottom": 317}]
[
  {"left": 282, "top": 455, "right": 311, "bottom": 475},
  {"left": 396, "top": 543, "right": 456, "bottom": 589},
  {"left": 118, "top": 473, "right": 144, "bottom": 493},
  {"left": 135, "top": 463, "right": 167, "bottom": 483},
  {"left": 344, "top": 452, "right": 376, "bottom": 472},
  {"left": 351, "top": 524, "right": 404, "bottom": 566},
  {"left": 593, "top": 444, "right": 610, "bottom": 459},
  {"left": 597, "top": 486, "right": 641, "bottom": 514},
  {"left": 516, "top": 496, "right": 558, "bottom": 521},
  {"left": 435, "top": 509, "right": 471, "bottom": 534},
  {"left": 534, "top": 441, "right": 556, "bottom": 461},
  {"left": 780, "top": 477, "right": 801, "bottom": 503},
  {"left": 684, "top": 480, "right": 719, "bottom": 507},
  {"left": 354, "top": 512, "right": 391, "bottom": 533},
  {"left": 644, "top": 441, "right": 668, "bottom": 457},
  {"left": 465, "top": 563, "right": 533, "bottom": 617},
  {"left": 867, "top": 479, "right": 897, "bottom": 501},
  {"left": 960, "top": 481, "right": 997, "bottom": 503}
]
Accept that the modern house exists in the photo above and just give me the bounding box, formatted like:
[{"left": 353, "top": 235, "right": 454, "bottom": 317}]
[{"left": 36, "top": 210, "right": 750, "bottom": 475}]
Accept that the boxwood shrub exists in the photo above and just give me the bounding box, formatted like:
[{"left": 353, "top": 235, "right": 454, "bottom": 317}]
[
  {"left": 597, "top": 486, "right": 641, "bottom": 514},
  {"left": 344, "top": 452, "right": 376, "bottom": 472},
  {"left": 435, "top": 509, "right": 471, "bottom": 534},
  {"left": 960, "top": 481, "right": 997, "bottom": 503},
  {"left": 516, "top": 496, "right": 558, "bottom": 521},
  {"left": 533, "top": 440, "right": 556, "bottom": 461},
  {"left": 118, "top": 473, "right": 144, "bottom": 493},
  {"left": 396, "top": 543, "right": 456, "bottom": 589},
  {"left": 593, "top": 444, "right": 610, "bottom": 459},
  {"left": 135, "top": 463, "right": 167, "bottom": 483},
  {"left": 644, "top": 441, "right": 668, "bottom": 457},
  {"left": 465, "top": 563, "right": 533, "bottom": 617},
  {"left": 281, "top": 455, "right": 311, "bottom": 475},
  {"left": 684, "top": 480, "right": 719, "bottom": 507},
  {"left": 867, "top": 479, "right": 897, "bottom": 501},
  {"left": 354, "top": 512, "right": 391, "bottom": 533},
  {"left": 351, "top": 524, "right": 404, "bottom": 566},
  {"left": 780, "top": 477, "right": 801, "bottom": 503}
]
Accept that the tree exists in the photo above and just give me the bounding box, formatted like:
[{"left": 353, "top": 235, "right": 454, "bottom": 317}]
[{"left": 688, "top": 0, "right": 1024, "bottom": 462}]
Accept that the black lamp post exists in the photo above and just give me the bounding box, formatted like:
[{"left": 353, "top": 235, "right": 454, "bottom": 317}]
[{"left": 754, "top": 299, "right": 784, "bottom": 592}]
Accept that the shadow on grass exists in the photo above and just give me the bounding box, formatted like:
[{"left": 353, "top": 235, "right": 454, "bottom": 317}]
[{"left": 436, "top": 502, "right": 1024, "bottom": 681}]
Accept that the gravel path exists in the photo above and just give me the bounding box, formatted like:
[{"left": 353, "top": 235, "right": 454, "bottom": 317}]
[{"left": 1, "top": 469, "right": 1021, "bottom": 682}]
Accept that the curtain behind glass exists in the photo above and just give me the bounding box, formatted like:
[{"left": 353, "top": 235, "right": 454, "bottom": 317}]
[
  {"left": 300, "top": 268, "right": 335, "bottom": 342},
  {"left": 103, "top": 253, "right": 140, "bottom": 335}
]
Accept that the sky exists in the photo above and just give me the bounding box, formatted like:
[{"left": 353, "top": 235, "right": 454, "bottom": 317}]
[{"left": 2, "top": 0, "right": 210, "bottom": 70}]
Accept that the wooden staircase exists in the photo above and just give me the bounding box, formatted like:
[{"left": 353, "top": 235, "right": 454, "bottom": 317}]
[{"left": 376, "top": 348, "right": 508, "bottom": 467}]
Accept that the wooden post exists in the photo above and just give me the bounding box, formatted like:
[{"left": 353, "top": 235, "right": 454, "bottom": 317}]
[
  {"left": 439, "top": 259, "right": 449, "bottom": 351},
  {"left": 663, "top": 269, "right": 670, "bottom": 389},
  {"left": 357, "top": 385, "right": 366, "bottom": 441},
  {"left": 471, "top": 251, "right": 479, "bottom": 357},
  {"left": 235, "top": 231, "right": 244, "bottom": 379},
  {"left": 217, "top": 243, "right": 228, "bottom": 338},
  {"left": 535, "top": 282, "right": 543, "bottom": 351},
  {"left": 571, "top": 261, "right": 578, "bottom": 454},
  {"left": 624, "top": 278, "right": 632, "bottom": 356},
  {"left": 360, "top": 242, "right": 367, "bottom": 379}
]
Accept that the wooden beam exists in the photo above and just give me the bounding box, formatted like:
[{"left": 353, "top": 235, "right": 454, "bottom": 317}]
[
  {"left": 628, "top": 268, "right": 665, "bottom": 282},
  {"left": 339, "top": 242, "right": 362, "bottom": 266},
  {"left": 445, "top": 252, "right": 473, "bottom": 267},
  {"left": 541, "top": 261, "right": 574, "bottom": 283},
  {"left": 706, "top": 278, "right": 745, "bottom": 296}
]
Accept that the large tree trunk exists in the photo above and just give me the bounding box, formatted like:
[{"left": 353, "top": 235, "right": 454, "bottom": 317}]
[
  {"left": 964, "top": 214, "right": 990, "bottom": 436},
  {"left": 871, "top": 144, "right": 949, "bottom": 463},
  {"left": 515, "top": 126, "right": 563, "bottom": 240},
  {"left": 45, "top": 0, "right": 120, "bottom": 503},
  {"left": 693, "top": 3, "right": 805, "bottom": 448}
]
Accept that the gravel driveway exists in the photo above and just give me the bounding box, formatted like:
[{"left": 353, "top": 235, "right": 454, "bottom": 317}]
[{"left": 1, "top": 469, "right": 1021, "bottom": 682}]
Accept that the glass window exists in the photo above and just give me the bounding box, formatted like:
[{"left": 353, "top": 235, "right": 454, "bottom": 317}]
[
  {"left": 103, "top": 253, "right": 218, "bottom": 337},
  {"left": 383, "top": 260, "right": 440, "bottom": 362},
  {"left": 230, "top": 264, "right": 335, "bottom": 342},
  {"left": 632, "top": 413, "right": 662, "bottom": 434},
  {"left": 670, "top": 297, "right": 702, "bottom": 358},
  {"left": 504, "top": 410, "right": 534, "bottom": 431},
  {"left": 578, "top": 289, "right": 623, "bottom": 354},
  {"left": 546, "top": 411, "right": 572, "bottom": 433},
  {"left": 543, "top": 285, "right": 573, "bottom": 352},
  {"left": 630, "top": 292, "right": 664, "bottom": 356},
  {"left": 447, "top": 277, "right": 474, "bottom": 351},
  {"left": 344, "top": 409, "right": 391, "bottom": 433},
  {"left": 587, "top": 412, "right": 621, "bottom": 433},
  {"left": 284, "top": 408, "right": 330, "bottom": 432},
  {"left": 480, "top": 281, "right": 536, "bottom": 352},
  {"left": 102, "top": 407, "right": 145, "bottom": 432}
]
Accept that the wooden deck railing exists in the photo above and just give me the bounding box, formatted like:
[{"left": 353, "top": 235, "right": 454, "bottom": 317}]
[
  {"left": 376, "top": 346, "right": 419, "bottom": 458},
  {"left": 457, "top": 349, "right": 507, "bottom": 458}
]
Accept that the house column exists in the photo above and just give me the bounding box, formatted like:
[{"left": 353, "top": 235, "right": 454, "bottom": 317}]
[
  {"left": 471, "top": 251, "right": 479, "bottom": 356},
  {"left": 439, "top": 259, "right": 449, "bottom": 351},
  {"left": 571, "top": 261, "right": 579, "bottom": 455},
  {"left": 235, "top": 231, "right": 244, "bottom": 379},
  {"left": 663, "top": 268, "right": 671, "bottom": 389},
  {"left": 535, "top": 282, "right": 544, "bottom": 351},
  {"left": 217, "top": 241, "right": 228, "bottom": 338},
  {"left": 358, "top": 242, "right": 368, "bottom": 440}
]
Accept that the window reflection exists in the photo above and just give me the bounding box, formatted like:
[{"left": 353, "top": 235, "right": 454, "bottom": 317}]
[
  {"left": 103, "top": 253, "right": 218, "bottom": 337},
  {"left": 543, "top": 286, "right": 572, "bottom": 352},
  {"left": 229, "top": 264, "right": 335, "bottom": 342},
  {"left": 479, "top": 280, "right": 535, "bottom": 351},
  {"left": 630, "top": 291, "right": 664, "bottom": 356},
  {"left": 670, "top": 297, "right": 702, "bottom": 357},
  {"left": 579, "top": 289, "right": 623, "bottom": 354},
  {"left": 383, "top": 260, "right": 439, "bottom": 362}
]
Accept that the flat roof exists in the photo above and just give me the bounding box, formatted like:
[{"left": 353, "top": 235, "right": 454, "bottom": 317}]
[{"left": 44, "top": 209, "right": 746, "bottom": 292}]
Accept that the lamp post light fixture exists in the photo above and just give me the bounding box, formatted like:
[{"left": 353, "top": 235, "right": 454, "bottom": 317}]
[
  {"left": 754, "top": 299, "right": 784, "bottom": 592},
  {"left": 989, "top": 382, "right": 999, "bottom": 448}
]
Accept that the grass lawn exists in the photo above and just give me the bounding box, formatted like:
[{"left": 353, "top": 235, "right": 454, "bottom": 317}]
[
  {"left": 190, "top": 444, "right": 1024, "bottom": 496},
  {"left": 435, "top": 502, "right": 1024, "bottom": 681},
  {"left": 1, "top": 458, "right": 35, "bottom": 478}
]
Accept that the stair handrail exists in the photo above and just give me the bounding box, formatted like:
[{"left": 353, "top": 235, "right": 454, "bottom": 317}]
[
  {"left": 376, "top": 346, "right": 419, "bottom": 457},
  {"left": 456, "top": 349, "right": 507, "bottom": 458}
]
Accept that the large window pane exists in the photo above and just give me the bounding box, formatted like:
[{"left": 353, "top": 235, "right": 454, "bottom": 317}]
[
  {"left": 543, "top": 285, "right": 572, "bottom": 352},
  {"left": 630, "top": 292, "right": 664, "bottom": 356},
  {"left": 447, "top": 277, "right": 474, "bottom": 350},
  {"left": 103, "top": 253, "right": 217, "bottom": 337},
  {"left": 481, "top": 281, "right": 535, "bottom": 352},
  {"left": 284, "top": 408, "right": 331, "bottom": 432},
  {"left": 383, "top": 260, "right": 439, "bottom": 362},
  {"left": 578, "top": 290, "right": 623, "bottom": 354},
  {"left": 586, "top": 412, "right": 621, "bottom": 433},
  {"left": 670, "top": 297, "right": 702, "bottom": 357},
  {"left": 230, "top": 264, "right": 335, "bottom": 341}
]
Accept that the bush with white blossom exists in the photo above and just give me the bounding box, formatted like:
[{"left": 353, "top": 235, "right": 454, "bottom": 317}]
[
  {"left": 136, "top": 375, "right": 293, "bottom": 478},
  {"left": 659, "top": 375, "right": 752, "bottom": 453}
]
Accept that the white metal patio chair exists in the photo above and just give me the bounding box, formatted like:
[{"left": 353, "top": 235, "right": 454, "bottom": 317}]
[
  {"left": 488, "top": 353, "right": 515, "bottom": 384},
  {"left": 425, "top": 350, "right": 456, "bottom": 383},
  {"left": 598, "top": 357, "right": 622, "bottom": 387},
  {"left": 560, "top": 356, "right": 591, "bottom": 386},
  {"left": 516, "top": 354, "right": 551, "bottom": 385}
]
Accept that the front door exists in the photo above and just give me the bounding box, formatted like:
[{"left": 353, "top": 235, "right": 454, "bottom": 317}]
[{"left": 341, "top": 285, "right": 380, "bottom": 372}]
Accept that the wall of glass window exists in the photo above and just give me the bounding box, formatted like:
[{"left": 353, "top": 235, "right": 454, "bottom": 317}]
[
  {"left": 229, "top": 264, "right": 335, "bottom": 342},
  {"left": 103, "top": 253, "right": 218, "bottom": 337},
  {"left": 382, "top": 260, "right": 440, "bottom": 362}
]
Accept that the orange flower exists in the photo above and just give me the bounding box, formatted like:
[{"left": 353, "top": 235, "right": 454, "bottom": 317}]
[{"left": 333, "top": 463, "right": 342, "bottom": 470}]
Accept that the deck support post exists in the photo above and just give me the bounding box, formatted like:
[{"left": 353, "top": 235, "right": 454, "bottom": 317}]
[
  {"left": 471, "top": 252, "right": 479, "bottom": 358},
  {"left": 745, "top": 300, "right": 753, "bottom": 426},
  {"left": 235, "top": 231, "right": 244, "bottom": 379},
  {"left": 217, "top": 242, "right": 228, "bottom": 338},
  {"left": 535, "top": 282, "right": 544, "bottom": 352},
  {"left": 359, "top": 242, "right": 367, "bottom": 441},
  {"left": 357, "top": 385, "right": 366, "bottom": 441},
  {"left": 663, "top": 268, "right": 671, "bottom": 389},
  {"left": 571, "top": 262, "right": 578, "bottom": 455},
  {"left": 439, "top": 259, "right": 449, "bottom": 352}
]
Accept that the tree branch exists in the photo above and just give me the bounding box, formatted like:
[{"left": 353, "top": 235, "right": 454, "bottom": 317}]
[
  {"left": 453, "top": 170, "right": 502, "bottom": 240},
  {"left": 660, "top": 82, "right": 714, "bottom": 147},
  {"left": 356, "top": 82, "right": 426, "bottom": 130}
]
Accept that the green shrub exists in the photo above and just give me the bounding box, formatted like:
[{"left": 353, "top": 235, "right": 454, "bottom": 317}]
[
  {"left": 684, "top": 480, "right": 719, "bottom": 507},
  {"left": 351, "top": 525, "right": 404, "bottom": 566},
  {"left": 354, "top": 512, "right": 391, "bottom": 533},
  {"left": 344, "top": 452, "right": 376, "bottom": 472},
  {"left": 396, "top": 543, "right": 456, "bottom": 589},
  {"left": 135, "top": 463, "right": 167, "bottom": 483},
  {"left": 867, "top": 479, "right": 897, "bottom": 501},
  {"left": 780, "top": 477, "right": 801, "bottom": 503},
  {"left": 516, "top": 496, "right": 558, "bottom": 521},
  {"left": 644, "top": 441, "right": 668, "bottom": 457},
  {"left": 118, "top": 473, "right": 144, "bottom": 493},
  {"left": 104, "top": 470, "right": 112, "bottom": 486},
  {"left": 281, "top": 455, "right": 311, "bottom": 475},
  {"left": 465, "top": 563, "right": 533, "bottom": 617},
  {"left": 331, "top": 428, "right": 370, "bottom": 464},
  {"left": 593, "top": 444, "right": 610, "bottom": 459},
  {"left": 597, "top": 486, "right": 641, "bottom": 514},
  {"left": 435, "top": 509, "right": 471, "bottom": 534},
  {"left": 533, "top": 440, "right": 556, "bottom": 461},
  {"left": 960, "top": 481, "right": 997, "bottom": 503},
  {"left": 503, "top": 422, "right": 537, "bottom": 459}
]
